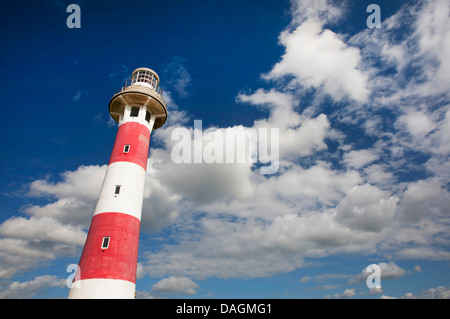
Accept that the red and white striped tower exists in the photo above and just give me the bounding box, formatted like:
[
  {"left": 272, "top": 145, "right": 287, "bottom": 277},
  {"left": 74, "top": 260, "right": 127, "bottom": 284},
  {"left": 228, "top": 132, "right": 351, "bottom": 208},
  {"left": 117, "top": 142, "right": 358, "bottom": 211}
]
[{"left": 68, "top": 68, "right": 167, "bottom": 299}]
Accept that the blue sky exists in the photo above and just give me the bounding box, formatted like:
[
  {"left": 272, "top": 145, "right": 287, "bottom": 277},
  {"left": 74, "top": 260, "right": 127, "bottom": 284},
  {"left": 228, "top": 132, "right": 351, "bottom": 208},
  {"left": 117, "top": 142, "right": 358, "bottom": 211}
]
[{"left": 1, "top": 0, "right": 450, "bottom": 299}]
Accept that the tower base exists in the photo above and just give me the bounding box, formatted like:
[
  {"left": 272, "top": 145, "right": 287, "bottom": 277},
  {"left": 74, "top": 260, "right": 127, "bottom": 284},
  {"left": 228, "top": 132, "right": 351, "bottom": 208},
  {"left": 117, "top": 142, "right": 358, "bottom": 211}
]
[{"left": 68, "top": 278, "right": 135, "bottom": 299}]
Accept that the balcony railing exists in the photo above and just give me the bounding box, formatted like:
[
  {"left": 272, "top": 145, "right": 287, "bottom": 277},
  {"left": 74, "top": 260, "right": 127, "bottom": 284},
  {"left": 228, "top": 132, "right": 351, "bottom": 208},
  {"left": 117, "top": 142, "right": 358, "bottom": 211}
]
[{"left": 116, "top": 78, "right": 166, "bottom": 106}]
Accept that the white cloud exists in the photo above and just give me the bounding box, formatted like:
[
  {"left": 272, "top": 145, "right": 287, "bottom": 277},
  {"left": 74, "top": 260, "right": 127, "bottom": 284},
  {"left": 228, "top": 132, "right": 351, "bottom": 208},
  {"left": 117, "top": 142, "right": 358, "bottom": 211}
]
[
  {"left": 0, "top": 238, "right": 57, "bottom": 279},
  {"left": 142, "top": 202, "right": 386, "bottom": 279},
  {"left": 378, "top": 261, "right": 407, "bottom": 280},
  {"left": 264, "top": 16, "right": 369, "bottom": 102},
  {"left": 348, "top": 262, "right": 406, "bottom": 285},
  {"left": 399, "top": 178, "right": 449, "bottom": 223},
  {"left": 343, "top": 149, "right": 379, "bottom": 169},
  {"left": 396, "top": 247, "right": 450, "bottom": 261},
  {"left": 396, "top": 110, "right": 435, "bottom": 139},
  {"left": 21, "top": 165, "right": 106, "bottom": 228},
  {"left": 380, "top": 294, "right": 397, "bottom": 299},
  {"left": 363, "top": 164, "right": 395, "bottom": 187},
  {"left": 0, "top": 216, "right": 85, "bottom": 279},
  {"left": 151, "top": 147, "right": 256, "bottom": 206},
  {"left": 237, "top": 89, "right": 331, "bottom": 161},
  {"left": 72, "top": 90, "right": 88, "bottom": 102},
  {"left": 368, "top": 287, "right": 384, "bottom": 295},
  {"left": 413, "top": 0, "right": 450, "bottom": 95},
  {"left": 0, "top": 275, "right": 66, "bottom": 299},
  {"left": 0, "top": 213, "right": 87, "bottom": 280},
  {"left": 27, "top": 165, "right": 105, "bottom": 202},
  {"left": 162, "top": 56, "right": 192, "bottom": 98},
  {"left": 270, "top": 163, "right": 362, "bottom": 209},
  {"left": 300, "top": 276, "right": 311, "bottom": 283},
  {"left": 398, "top": 286, "right": 450, "bottom": 299},
  {"left": 340, "top": 0, "right": 450, "bottom": 197},
  {"left": 328, "top": 288, "right": 356, "bottom": 299},
  {"left": 152, "top": 276, "right": 199, "bottom": 295},
  {"left": 141, "top": 160, "right": 182, "bottom": 232},
  {"left": 23, "top": 197, "right": 96, "bottom": 228},
  {"left": 429, "top": 107, "right": 450, "bottom": 156},
  {"left": 289, "top": 0, "right": 344, "bottom": 25},
  {"left": 335, "top": 184, "right": 398, "bottom": 232},
  {"left": 0, "top": 216, "right": 85, "bottom": 246},
  {"left": 418, "top": 286, "right": 450, "bottom": 299}
]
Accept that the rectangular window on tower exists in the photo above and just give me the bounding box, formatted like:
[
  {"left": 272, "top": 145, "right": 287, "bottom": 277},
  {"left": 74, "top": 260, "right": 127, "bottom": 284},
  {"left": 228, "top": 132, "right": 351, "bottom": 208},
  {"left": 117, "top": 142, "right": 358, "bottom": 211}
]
[
  {"left": 101, "top": 236, "right": 110, "bottom": 249},
  {"left": 130, "top": 106, "right": 140, "bottom": 117},
  {"left": 115, "top": 185, "right": 121, "bottom": 195},
  {"left": 123, "top": 144, "right": 130, "bottom": 153},
  {"left": 145, "top": 111, "right": 151, "bottom": 123}
]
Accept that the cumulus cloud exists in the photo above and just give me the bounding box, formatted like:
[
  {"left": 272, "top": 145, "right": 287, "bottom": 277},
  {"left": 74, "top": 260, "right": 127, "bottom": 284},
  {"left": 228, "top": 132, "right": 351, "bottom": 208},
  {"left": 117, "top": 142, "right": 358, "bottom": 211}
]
[
  {"left": 151, "top": 147, "right": 256, "bottom": 205},
  {"left": 289, "top": 0, "right": 344, "bottom": 25},
  {"left": 412, "top": 0, "right": 450, "bottom": 95},
  {"left": 0, "top": 275, "right": 66, "bottom": 299},
  {"left": 0, "top": 218, "right": 85, "bottom": 280},
  {"left": 399, "top": 178, "right": 450, "bottom": 223},
  {"left": 396, "top": 110, "right": 436, "bottom": 140},
  {"left": 389, "top": 286, "right": 450, "bottom": 299},
  {"left": 141, "top": 160, "right": 182, "bottom": 232},
  {"left": 0, "top": 165, "right": 107, "bottom": 278},
  {"left": 348, "top": 0, "right": 450, "bottom": 137},
  {"left": 27, "top": 165, "right": 105, "bottom": 202},
  {"left": 417, "top": 286, "right": 450, "bottom": 299},
  {"left": 237, "top": 89, "right": 330, "bottom": 161},
  {"left": 269, "top": 163, "right": 362, "bottom": 209},
  {"left": 326, "top": 288, "right": 356, "bottom": 299},
  {"left": 152, "top": 276, "right": 199, "bottom": 295},
  {"left": 0, "top": 238, "right": 58, "bottom": 279},
  {"left": 264, "top": 1, "right": 369, "bottom": 103},
  {"left": 343, "top": 149, "right": 379, "bottom": 169},
  {"left": 0, "top": 216, "right": 85, "bottom": 246},
  {"left": 335, "top": 184, "right": 398, "bottom": 232},
  {"left": 24, "top": 165, "right": 106, "bottom": 227},
  {"left": 143, "top": 206, "right": 384, "bottom": 279},
  {"left": 396, "top": 247, "right": 450, "bottom": 261},
  {"left": 348, "top": 262, "right": 407, "bottom": 286}
]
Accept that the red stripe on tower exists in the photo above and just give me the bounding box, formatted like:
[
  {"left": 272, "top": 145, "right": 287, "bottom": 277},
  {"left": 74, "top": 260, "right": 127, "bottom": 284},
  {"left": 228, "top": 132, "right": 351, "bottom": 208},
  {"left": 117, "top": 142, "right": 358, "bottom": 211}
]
[
  {"left": 77, "top": 212, "right": 140, "bottom": 282},
  {"left": 109, "top": 121, "right": 151, "bottom": 171}
]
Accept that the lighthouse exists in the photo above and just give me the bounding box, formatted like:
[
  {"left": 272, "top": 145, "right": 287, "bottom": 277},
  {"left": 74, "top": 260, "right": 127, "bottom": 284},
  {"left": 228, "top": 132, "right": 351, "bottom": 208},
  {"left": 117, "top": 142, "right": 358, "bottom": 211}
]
[{"left": 68, "top": 68, "right": 167, "bottom": 298}]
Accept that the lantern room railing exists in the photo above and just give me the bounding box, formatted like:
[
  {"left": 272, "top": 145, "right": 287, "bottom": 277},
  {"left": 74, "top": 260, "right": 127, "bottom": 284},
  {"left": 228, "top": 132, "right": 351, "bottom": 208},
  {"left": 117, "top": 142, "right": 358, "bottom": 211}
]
[{"left": 117, "top": 77, "right": 166, "bottom": 106}]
